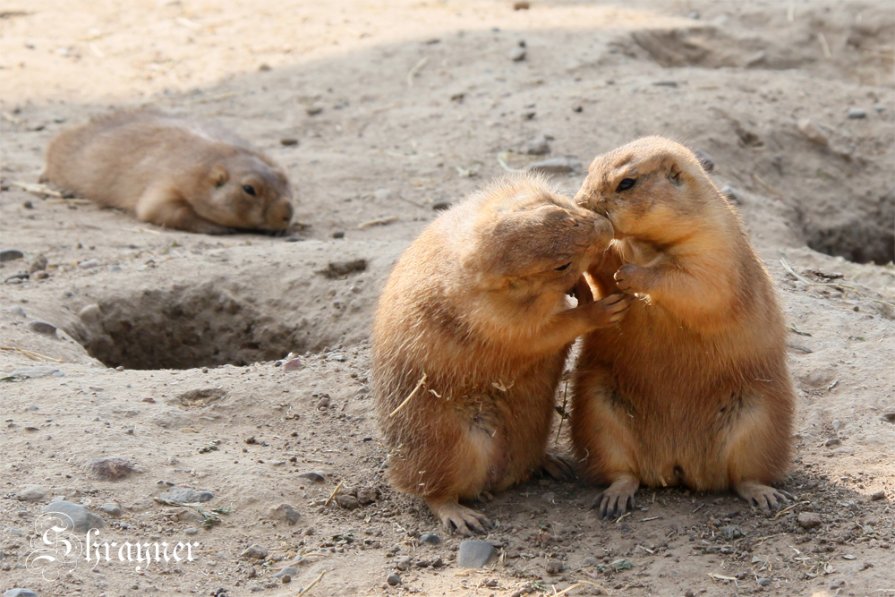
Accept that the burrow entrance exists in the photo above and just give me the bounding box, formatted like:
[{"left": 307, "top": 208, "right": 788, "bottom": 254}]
[
  {"left": 69, "top": 283, "right": 309, "bottom": 370},
  {"left": 802, "top": 190, "right": 894, "bottom": 266}
]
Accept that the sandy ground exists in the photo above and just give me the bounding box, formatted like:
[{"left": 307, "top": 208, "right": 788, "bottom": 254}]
[{"left": 1, "top": 1, "right": 894, "bottom": 595}]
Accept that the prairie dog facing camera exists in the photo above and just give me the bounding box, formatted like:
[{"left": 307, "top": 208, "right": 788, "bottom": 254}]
[
  {"left": 373, "top": 173, "right": 629, "bottom": 534},
  {"left": 572, "top": 136, "right": 795, "bottom": 517},
  {"left": 42, "top": 110, "right": 293, "bottom": 234}
]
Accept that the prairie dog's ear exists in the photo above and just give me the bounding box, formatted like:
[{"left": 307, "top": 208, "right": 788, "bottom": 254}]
[
  {"left": 693, "top": 149, "right": 714, "bottom": 173},
  {"left": 209, "top": 164, "right": 229, "bottom": 187},
  {"left": 666, "top": 159, "right": 683, "bottom": 187}
]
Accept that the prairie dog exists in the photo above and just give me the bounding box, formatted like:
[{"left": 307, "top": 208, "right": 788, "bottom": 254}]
[
  {"left": 571, "top": 136, "right": 795, "bottom": 516},
  {"left": 42, "top": 110, "right": 293, "bottom": 234},
  {"left": 373, "top": 174, "right": 629, "bottom": 534}
]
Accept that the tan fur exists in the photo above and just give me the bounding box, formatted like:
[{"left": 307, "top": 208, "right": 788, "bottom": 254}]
[
  {"left": 372, "top": 174, "right": 629, "bottom": 534},
  {"left": 42, "top": 110, "right": 293, "bottom": 234},
  {"left": 571, "top": 136, "right": 795, "bottom": 515}
]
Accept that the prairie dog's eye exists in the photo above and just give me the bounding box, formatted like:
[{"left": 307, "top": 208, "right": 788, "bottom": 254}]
[
  {"left": 242, "top": 184, "right": 257, "bottom": 196},
  {"left": 616, "top": 178, "right": 637, "bottom": 192},
  {"left": 554, "top": 262, "right": 572, "bottom": 272}
]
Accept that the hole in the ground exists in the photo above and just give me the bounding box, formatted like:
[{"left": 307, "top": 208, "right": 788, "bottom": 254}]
[
  {"left": 69, "top": 283, "right": 309, "bottom": 369},
  {"left": 804, "top": 218, "right": 894, "bottom": 265}
]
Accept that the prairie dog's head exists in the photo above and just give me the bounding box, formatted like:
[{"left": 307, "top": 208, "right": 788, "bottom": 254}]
[
  {"left": 460, "top": 174, "right": 613, "bottom": 302},
  {"left": 199, "top": 152, "right": 294, "bottom": 232},
  {"left": 574, "top": 137, "right": 721, "bottom": 243}
]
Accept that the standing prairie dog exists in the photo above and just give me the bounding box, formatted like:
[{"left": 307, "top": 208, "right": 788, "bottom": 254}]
[
  {"left": 42, "top": 110, "right": 294, "bottom": 234},
  {"left": 373, "top": 174, "right": 630, "bottom": 534},
  {"left": 571, "top": 136, "right": 795, "bottom": 516}
]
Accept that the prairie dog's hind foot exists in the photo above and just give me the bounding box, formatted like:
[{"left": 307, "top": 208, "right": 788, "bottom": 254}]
[
  {"left": 593, "top": 474, "right": 639, "bottom": 519},
  {"left": 540, "top": 452, "right": 577, "bottom": 481},
  {"left": 736, "top": 481, "right": 794, "bottom": 513},
  {"left": 427, "top": 498, "right": 491, "bottom": 536}
]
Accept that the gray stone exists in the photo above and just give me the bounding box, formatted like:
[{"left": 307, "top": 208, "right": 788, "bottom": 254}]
[
  {"left": 159, "top": 486, "right": 214, "bottom": 504},
  {"left": 267, "top": 503, "right": 300, "bottom": 525},
  {"left": 240, "top": 544, "right": 268, "bottom": 560},
  {"left": 0, "top": 249, "right": 25, "bottom": 263},
  {"left": 847, "top": 107, "right": 867, "bottom": 119},
  {"left": 4, "top": 589, "right": 38, "bottom": 597},
  {"left": 720, "top": 525, "right": 744, "bottom": 540},
  {"left": 797, "top": 511, "right": 822, "bottom": 530},
  {"left": 335, "top": 494, "right": 359, "bottom": 510},
  {"left": 274, "top": 566, "right": 298, "bottom": 578},
  {"left": 99, "top": 503, "right": 122, "bottom": 517},
  {"left": 509, "top": 47, "right": 526, "bottom": 62},
  {"left": 298, "top": 471, "right": 325, "bottom": 483},
  {"left": 42, "top": 500, "right": 105, "bottom": 533},
  {"left": 6, "top": 366, "right": 63, "bottom": 380},
  {"left": 28, "top": 320, "right": 57, "bottom": 337},
  {"left": 419, "top": 532, "right": 441, "bottom": 546},
  {"left": 184, "top": 527, "right": 199, "bottom": 536},
  {"left": 16, "top": 485, "right": 47, "bottom": 502},
  {"left": 526, "top": 156, "right": 582, "bottom": 175},
  {"left": 395, "top": 556, "right": 412, "bottom": 571},
  {"left": 523, "top": 135, "right": 551, "bottom": 155},
  {"left": 78, "top": 258, "right": 100, "bottom": 269},
  {"left": 387, "top": 573, "right": 401, "bottom": 586},
  {"left": 457, "top": 539, "right": 496, "bottom": 568}
]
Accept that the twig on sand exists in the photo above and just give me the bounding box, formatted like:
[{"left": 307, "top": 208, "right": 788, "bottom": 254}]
[
  {"left": 298, "top": 569, "right": 328, "bottom": 595},
  {"left": 388, "top": 372, "right": 428, "bottom": 418},
  {"left": 406, "top": 57, "right": 429, "bottom": 88},
  {"left": 358, "top": 216, "right": 398, "bottom": 230},
  {"left": 497, "top": 151, "right": 523, "bottom": 173},
  {"left": 10, "top": 181, "right": 62, "bottom": 198},
  {"left": 0, "top": 345, "right": 63, "bottom": 363},
  {"left": 324, "top": 481, "right": 343, "bottom": 508}
]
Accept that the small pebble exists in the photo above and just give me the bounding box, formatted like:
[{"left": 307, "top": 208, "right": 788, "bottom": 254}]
[
  {"left": 545, "top": 559, "right": 564, "bottom": 575},
  {"left": 356, "top": 487, "right": 378, "bottom": 505},
  {"left": 274, "top": 566, "right": 298, "bottom": 578},
  {"left": 693, "top": 148, "right": 715, "bottom": 172},
  {"left": 870, "top": 490, "right": 886, "bottom": 501},
  {"left": 79, "top": 258, "right": 100, "bottom": 269},
  {"left": 523, "top": 134, "right": 550, "bottom": 156},
  {"left": 720, "top": 525, "right": 744, "bottom": 540},
  {"left": 335, "top": 494, "right": 360, "bottom": 510},
  {"left": 4, "top": 589, "right": 38, "bottom": 597},
  {"left": 386, "top": 573, "right": 401, "bottom": 586},
  {"left": 332, "top": 231, "right": 345, "bottom": 239},
  {"left": 846, "top": 107, "right": 866, "bottom": 119},
  {"left": 159, "top": 486, "right": 214, "bottom": 504},
  {"left": 513, "top": 1, "right": 530, "bottom": 9},
  {"left": 796, "top": 118, "right": 829, "bottom": 146},
  {"left": 457, "top": 540, "right": 496, "bottom": 568},
  {"left": 509, "top": 47, "right": 526, "bottom": 62},
  {"left": 0, "top": 249, "right": 25, "bottom": 263},
  {"left": 240, "top": 544, "right": 268, "bottom": 560},
  {"left": 797, "top": 512, "right": 822, "bottom": 530},
  {"left": 16, "top": 485, "right": 47, "bottom": 502},
  {"left": 431, "top": 201, "right": 451, "bottom": 211},
  {"left": 99, "top": 503, "right": 122, "bottom": 517},
  {"left": 28, "top": 254, "right": 48, "bottom": 273},
  {"left": 267, "top": 503, "right": 300, "bottom": 525},
  {"left": 298, "top": 471, "right": 326, "bottom": 483},
  {"left": 306, "top": 105, "right": 324, "bottom": 116},
  {"left": 88, "top": 456, "right": 137, "bottom": 480},
  {"left": 419, "top": 532, "right": 441, "bottom": 546},
  {"left": 757, "top": 577, "right": 771, "bottom": 587},
  {"left": 27, "top": 320, "right": 57, "bottom": 336},
  {"left": 280, "top": 138, "right": 299, "bottom": 146},
  {"left": 42, "top": 500, "right": 105, "bottom": 533},
  {"left": 395, "top": 556, "right": 412, "bottom": 571}
]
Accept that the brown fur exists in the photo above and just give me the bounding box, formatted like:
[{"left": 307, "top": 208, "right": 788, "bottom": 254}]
[
  {"left": 571, "top": 136, "right": 795, "bottom": 516},
  {"left": 372, "top": 174, "right": 629, "bottom": 534},
  {"left": 42, "top": 110, "right": 293, "bottom": 234}
]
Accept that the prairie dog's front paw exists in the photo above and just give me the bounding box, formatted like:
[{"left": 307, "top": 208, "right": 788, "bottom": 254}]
[
  {"left": 613, "top": 264, "right": 651, "bottom": 295},
  {"left": 587, "top": 293, "right": 630, "bottom": 326}
]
